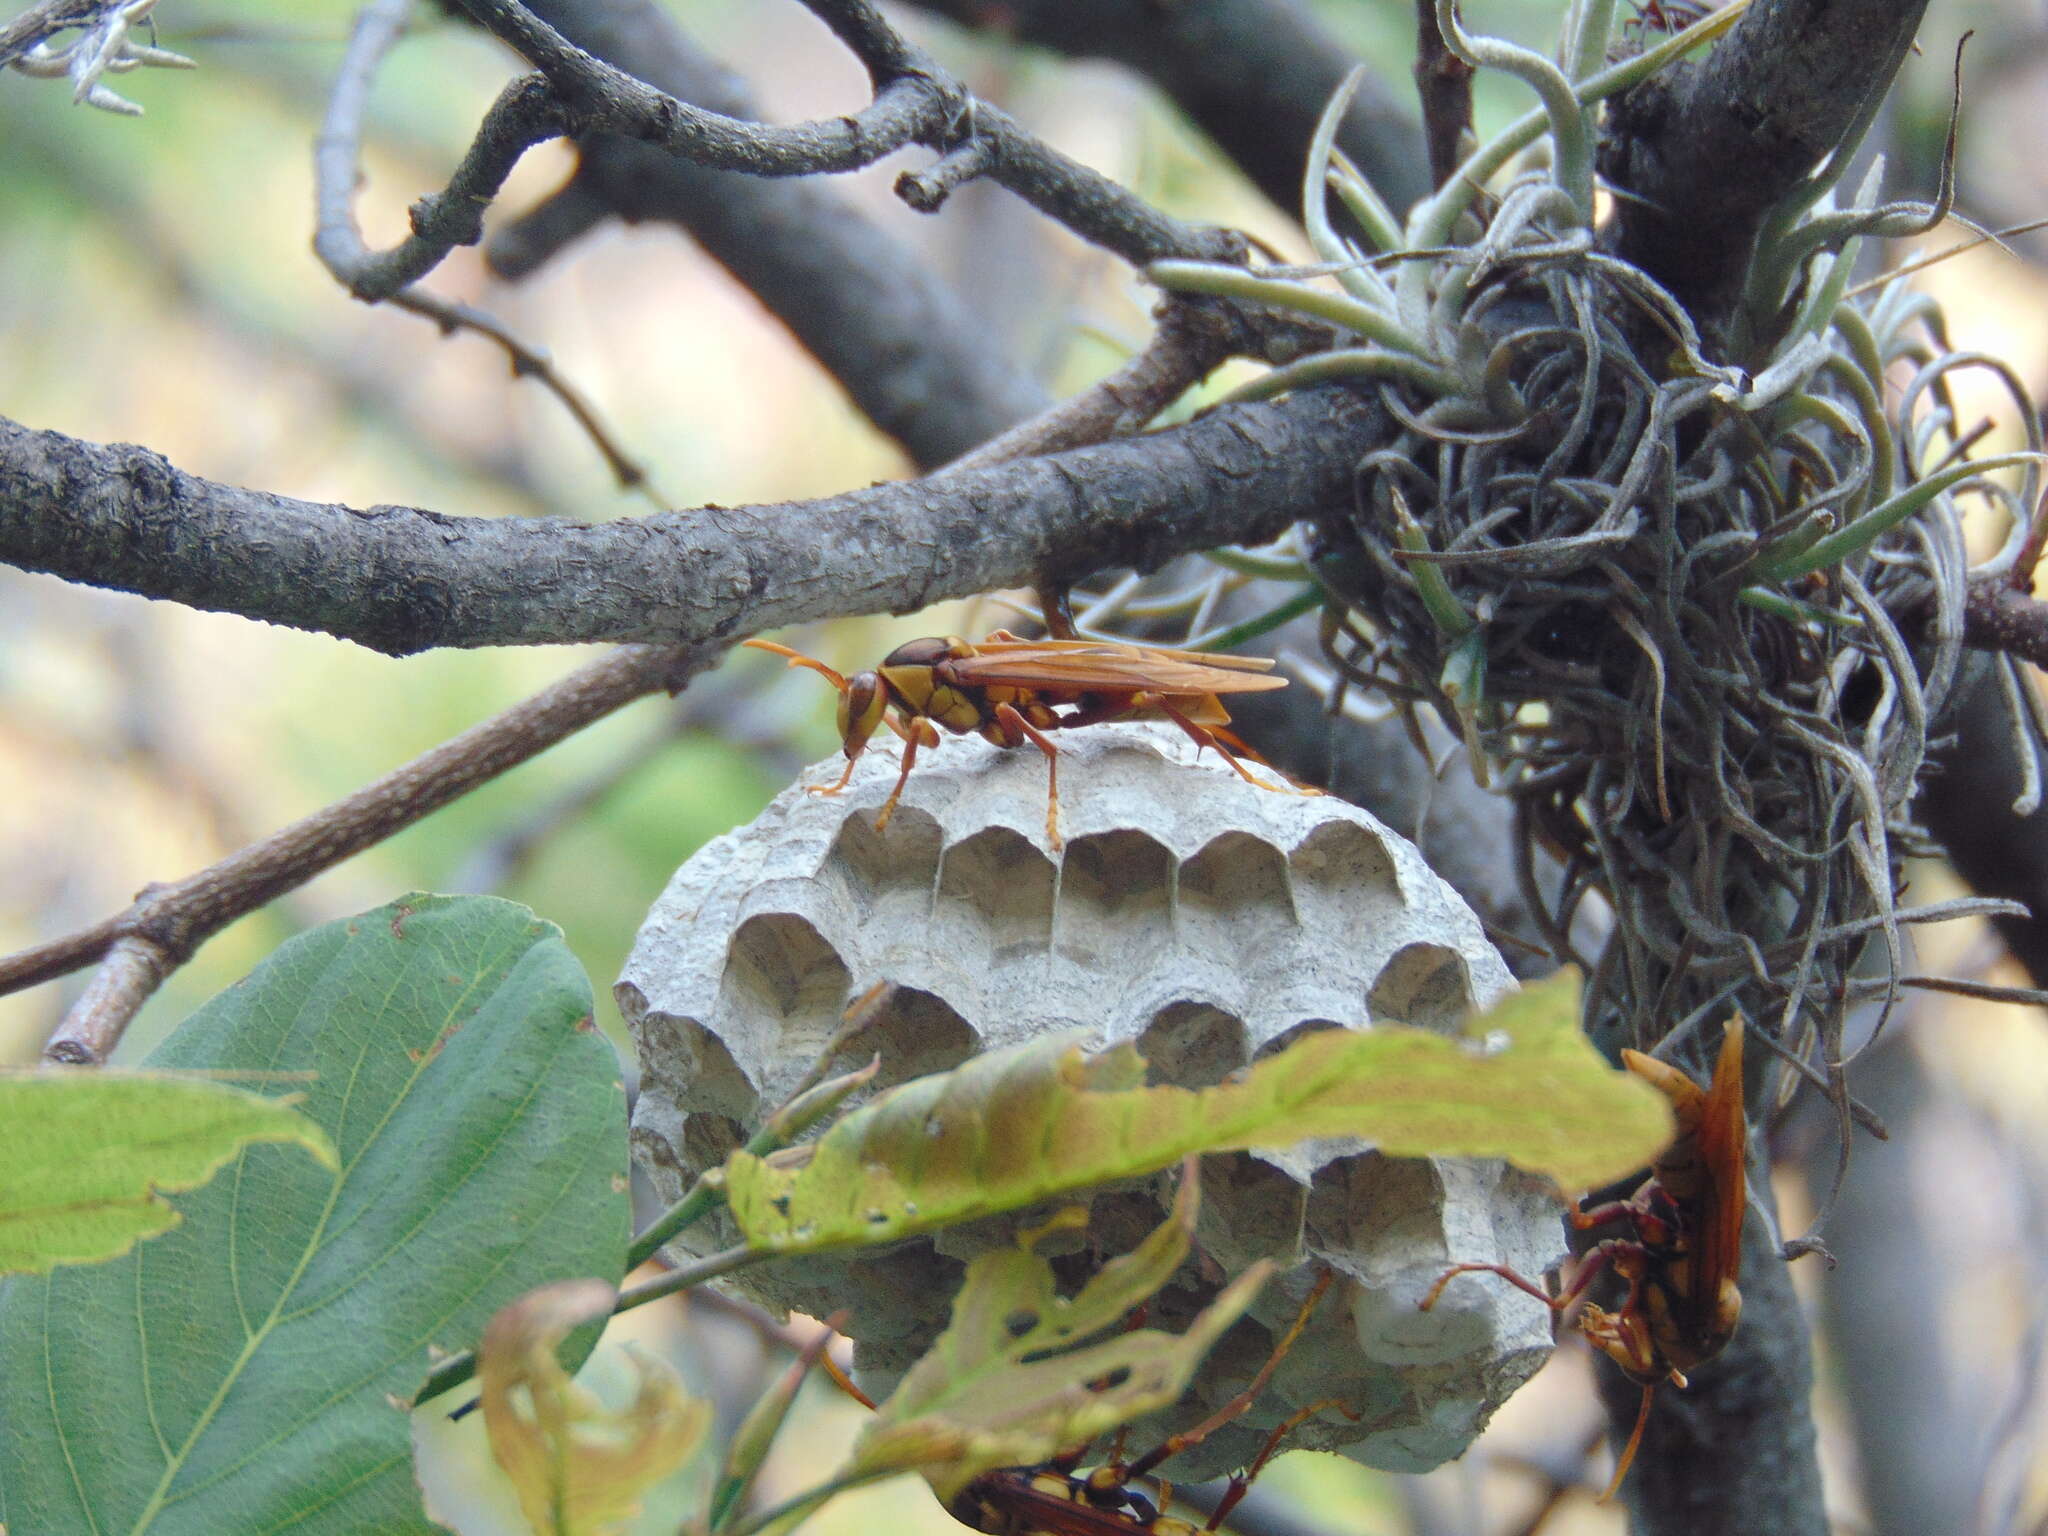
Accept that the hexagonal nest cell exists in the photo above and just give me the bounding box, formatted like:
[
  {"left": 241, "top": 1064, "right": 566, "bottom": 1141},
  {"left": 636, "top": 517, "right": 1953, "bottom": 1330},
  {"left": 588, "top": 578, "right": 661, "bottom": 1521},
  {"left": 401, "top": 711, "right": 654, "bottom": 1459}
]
[{"left": 620, "top": 721, "right": 1562, "bottom": 1476}]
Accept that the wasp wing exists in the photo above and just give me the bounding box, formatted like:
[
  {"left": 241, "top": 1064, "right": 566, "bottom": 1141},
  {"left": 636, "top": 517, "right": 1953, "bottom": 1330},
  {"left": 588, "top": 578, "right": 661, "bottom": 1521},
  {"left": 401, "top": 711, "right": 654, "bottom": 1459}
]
[
  {"left": 947, "top": 644, "right": 1289, "bottom": 695},
  {"left": 968, "top": 637, "right": 1280, "bottom": 673},
  {"left": 1693, "top": 1016, "right": 1747, "bottom": 1294}
]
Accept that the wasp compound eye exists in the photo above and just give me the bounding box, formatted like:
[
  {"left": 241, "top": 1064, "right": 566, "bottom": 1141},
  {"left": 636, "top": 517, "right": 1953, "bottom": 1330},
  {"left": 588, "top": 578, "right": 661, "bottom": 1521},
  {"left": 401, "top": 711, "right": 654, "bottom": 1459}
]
[{"left": 838, "top": 672, "right": 887, "bottom": 755}]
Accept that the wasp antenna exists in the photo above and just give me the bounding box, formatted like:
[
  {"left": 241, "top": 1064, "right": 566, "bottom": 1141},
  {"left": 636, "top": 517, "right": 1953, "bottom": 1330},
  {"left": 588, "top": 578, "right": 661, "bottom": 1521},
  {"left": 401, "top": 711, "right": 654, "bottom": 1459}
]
[
  {"left": 742, "top": 637, "right": 849, "bottom": 693},
  {"left": 817, "top": 1335, "right": 878, "bottom": 1411}
]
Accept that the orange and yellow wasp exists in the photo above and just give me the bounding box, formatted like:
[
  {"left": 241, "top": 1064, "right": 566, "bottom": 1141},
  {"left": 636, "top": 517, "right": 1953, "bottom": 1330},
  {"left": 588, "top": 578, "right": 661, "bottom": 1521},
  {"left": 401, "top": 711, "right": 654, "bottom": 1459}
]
[
  {"left": 743, "top": 631, "right": 1297, "bottom": 847},
  {"left": 1422, "top": 1018, "right": 1747, "bottom": 1499}
]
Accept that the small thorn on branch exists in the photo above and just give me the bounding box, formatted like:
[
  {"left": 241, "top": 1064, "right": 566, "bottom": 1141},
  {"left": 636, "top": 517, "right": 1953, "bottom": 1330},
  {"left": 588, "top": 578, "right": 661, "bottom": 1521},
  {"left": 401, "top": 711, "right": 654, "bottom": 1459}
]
[{"left": 897, "top": 134, "right": 995, "bottom": 213}]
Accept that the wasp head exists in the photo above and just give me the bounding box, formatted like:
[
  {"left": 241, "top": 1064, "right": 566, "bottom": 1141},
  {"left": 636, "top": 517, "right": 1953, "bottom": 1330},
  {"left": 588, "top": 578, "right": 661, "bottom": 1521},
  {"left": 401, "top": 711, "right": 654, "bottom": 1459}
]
[{"left": 838, "top": 670, "right": 888, "bottom": 757}]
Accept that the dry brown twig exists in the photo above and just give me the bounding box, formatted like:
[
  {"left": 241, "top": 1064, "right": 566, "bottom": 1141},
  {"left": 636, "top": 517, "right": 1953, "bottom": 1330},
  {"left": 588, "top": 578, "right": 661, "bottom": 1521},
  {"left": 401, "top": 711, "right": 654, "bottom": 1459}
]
[{"left": 16, "top": 645, "right": 709, "bottom": 1063}]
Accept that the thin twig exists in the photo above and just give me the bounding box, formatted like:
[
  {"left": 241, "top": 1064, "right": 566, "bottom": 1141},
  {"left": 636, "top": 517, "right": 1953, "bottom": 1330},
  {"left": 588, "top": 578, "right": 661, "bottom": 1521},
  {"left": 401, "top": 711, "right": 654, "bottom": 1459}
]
[
  {"left": 28, "top": 644, "right": 706, "bottom": 1062},
  {"left": 315, "top": 0, "right": 1234, "bottom": 308},
  {"left": 481, "top": 0, "right": 1050, "bottom": 472},
  {"left": 47, "top": 936, "right": 173, "bottom": 1063},
  {"left": 940, "top": 301, "right": 1243, "bottom": 475},
  {"left": 1413, "top": 0, "right": 1474, "bottom": 194},
  {"left": 573, "top": 0, "right": 1241, "bottom": 263},
  {"left": 311, "top": 0, "right": 656, "bottom": 495},
  {"left": 389, "top": 289, "right": 659, "bottom": 499}
]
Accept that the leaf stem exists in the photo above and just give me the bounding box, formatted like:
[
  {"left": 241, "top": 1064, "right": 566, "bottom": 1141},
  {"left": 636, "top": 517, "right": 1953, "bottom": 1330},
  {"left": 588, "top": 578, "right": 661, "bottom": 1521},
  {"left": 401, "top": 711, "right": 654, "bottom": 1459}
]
[{"left": 413, "top": 1244, "right": 763, "bottom": 1405}]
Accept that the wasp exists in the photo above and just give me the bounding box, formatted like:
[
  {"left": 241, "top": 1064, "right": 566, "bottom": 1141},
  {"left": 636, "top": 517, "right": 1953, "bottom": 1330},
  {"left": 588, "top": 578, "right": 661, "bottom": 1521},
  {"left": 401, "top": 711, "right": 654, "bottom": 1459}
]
[
  {"left": 1421, "top": 1017, "right": 1747, "bottom": 1500},
  {"left": 951, "top": 1271, "right": 1343, "bottom": 1536},
  {"left": 743, "top": 632, "right": 1295, "bottom": 848}
]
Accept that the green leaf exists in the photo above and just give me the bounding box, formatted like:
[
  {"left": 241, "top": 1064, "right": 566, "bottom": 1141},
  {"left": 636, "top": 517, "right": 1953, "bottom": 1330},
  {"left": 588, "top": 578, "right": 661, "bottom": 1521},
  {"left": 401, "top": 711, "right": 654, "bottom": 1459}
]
[
  {"left": 0, "top": 1073, "right": 337, "bottom": 1275},
  {"left": 725, "top": 970, "right": 1670, "bottom": 1254},
  {"left": 848, "top": 1174, "right": 1267, "bottom": 1503},
  {"left": 1752, "top": 450, "right": 2044, "bottom": 582},
  {"left": 0, "top": 895, "right": 629, "bottom": 1536}
]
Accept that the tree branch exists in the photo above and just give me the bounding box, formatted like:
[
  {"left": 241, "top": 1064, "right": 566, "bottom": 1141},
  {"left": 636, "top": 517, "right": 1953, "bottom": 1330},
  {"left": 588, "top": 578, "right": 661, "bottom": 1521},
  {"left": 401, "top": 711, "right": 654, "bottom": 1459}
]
[
  {"left": 1598, "top": 0, "right": 1931, "bottom": 336},
  {"left": 310, "top": 0, "right": 657, "bottom": 494},
  {"left": 0, "top": 0, "right": 110, "bottom": 65},
  {"left": 1579, "top": 5, "right": 1934, "bottom": 1528},
  {"left": 893, "top": 0, "right": 1432, "bottom": 218},
  {"left": 484, "top": 0, "right": 1050, "bottom": 471},
  {"left": 460, "top": 0, "right": 1239, "bottom": 265},
  {"left": 317, "top": 0, "right": 1237, "bottom": 308},
  {"left": 313, "top": 0, "right": 951, "bottom": 301},
  {"left": 1413, "top": 0, "right": 1473, "bottom": 194},
  {"left": 1921, "top": 655, "right": 2048, "bottom": 986},
  {"left": 0, "top": 388, "right": 1385, "bottom": 654}
]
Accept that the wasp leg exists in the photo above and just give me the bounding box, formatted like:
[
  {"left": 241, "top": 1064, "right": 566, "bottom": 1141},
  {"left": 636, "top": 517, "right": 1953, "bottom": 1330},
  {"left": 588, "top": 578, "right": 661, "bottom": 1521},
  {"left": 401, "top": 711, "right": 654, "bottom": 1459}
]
[
  {"left": 810, "top": 709, "right": 918, "bottom": 799},
  {"left": 1553, "top": 1236, "right": 1645, "bottom": 1310},
  {"left": 1146, "top": 697, "right": 1297, "bottom": 794},
  {"left": 1419, "top": 1261, "right": 1558, "bottom": 1313},
  {"left": 1036, "top": 582, "right": 1078, "bottom": 639},
  {"left": 992, "top": 700, "right": 1065, "bottom": 849},
  {"left": 1421, "top": 1240, "right": 1637, "bottom": 1318},
  {"left": 873, "top": 719, "right": 939, "bottom": 832},
  {"left": 1569, "top": 1194, "right": 1648, "bottom": 1231},
  {"left": 808, "top": 753, "right": 862, "bottom": 797},
  {"left": 1200, "top": 720, "right": 1327, "bottom": 798},
  {"left": 1598, "top": 1382, "right": 1657, "bottom": 1504},
  {"left": 1203, "top": 1396, "right": 1356, "bottom": 1532},
  {"left": 1121, "top": 1270, "right": 1335, "bottom": 1485}
]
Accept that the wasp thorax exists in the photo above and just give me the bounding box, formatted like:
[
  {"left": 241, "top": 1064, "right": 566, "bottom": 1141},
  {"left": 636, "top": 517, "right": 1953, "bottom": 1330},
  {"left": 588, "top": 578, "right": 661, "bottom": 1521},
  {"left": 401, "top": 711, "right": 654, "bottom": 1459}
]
[{"left": 838, "top": 672, "right": 887, "bottom": 755}]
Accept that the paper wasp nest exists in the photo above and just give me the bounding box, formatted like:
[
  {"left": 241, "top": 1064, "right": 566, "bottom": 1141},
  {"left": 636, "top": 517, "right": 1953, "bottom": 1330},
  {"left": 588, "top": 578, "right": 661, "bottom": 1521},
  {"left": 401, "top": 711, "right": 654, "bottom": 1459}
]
[{"left": 621, "top": 721, "right": 1560, "bottom": 1475}]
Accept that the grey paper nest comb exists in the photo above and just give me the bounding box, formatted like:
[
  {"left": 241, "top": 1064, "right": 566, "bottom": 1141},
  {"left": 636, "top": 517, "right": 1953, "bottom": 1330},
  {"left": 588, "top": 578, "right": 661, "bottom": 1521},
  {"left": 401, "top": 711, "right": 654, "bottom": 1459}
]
[{"left": 620, "top": 720, "right": 1561, "bottom": 1474}]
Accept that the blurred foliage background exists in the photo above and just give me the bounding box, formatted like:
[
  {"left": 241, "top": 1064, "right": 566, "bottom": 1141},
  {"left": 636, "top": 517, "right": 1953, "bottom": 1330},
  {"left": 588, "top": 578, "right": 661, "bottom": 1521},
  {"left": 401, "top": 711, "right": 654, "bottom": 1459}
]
[{"left": 6, "top": 1, "right": 2048, "bottom": 1531}]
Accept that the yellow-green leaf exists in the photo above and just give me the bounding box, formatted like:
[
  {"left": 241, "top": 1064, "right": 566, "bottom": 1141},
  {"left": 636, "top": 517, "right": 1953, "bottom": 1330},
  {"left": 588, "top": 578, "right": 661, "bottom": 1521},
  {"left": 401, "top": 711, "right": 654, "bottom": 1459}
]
[
  {"left": 0, "top": 1071, "right": 338, "bottom": 1275},
  {"left": 725, "top": 970, "right": 1669, "bottom": 1254},
  {"left": 848, "top": 1172, "right": 1267, "bottom": 1503},
  {"left": 475, "top": 1280, "right": 710, "bottom": 1536}
]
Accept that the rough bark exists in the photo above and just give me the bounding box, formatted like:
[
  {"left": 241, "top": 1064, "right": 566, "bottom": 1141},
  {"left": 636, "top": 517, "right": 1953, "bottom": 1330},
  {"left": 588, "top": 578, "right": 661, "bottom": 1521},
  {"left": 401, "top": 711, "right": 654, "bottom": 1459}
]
[
  {"left": 0, "top": 390, "right": 1384, "bottom": 654},
  {"left": 1599, "top": 0, "right": 1932, "bottom": 342}
]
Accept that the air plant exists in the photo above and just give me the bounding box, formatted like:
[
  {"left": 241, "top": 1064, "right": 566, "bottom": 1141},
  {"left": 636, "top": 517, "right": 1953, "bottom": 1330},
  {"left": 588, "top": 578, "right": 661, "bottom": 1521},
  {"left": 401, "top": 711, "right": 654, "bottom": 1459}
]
[
  {"left": 1122, "top": 0, "right": 2046, "bottom": 1182},
  {"left": 4, "top": 0, "right": 195, "bottom": 116}
]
